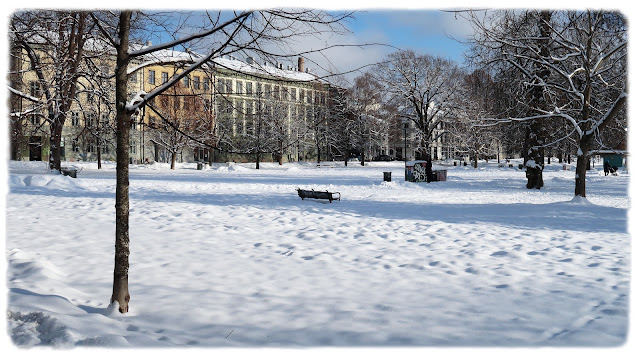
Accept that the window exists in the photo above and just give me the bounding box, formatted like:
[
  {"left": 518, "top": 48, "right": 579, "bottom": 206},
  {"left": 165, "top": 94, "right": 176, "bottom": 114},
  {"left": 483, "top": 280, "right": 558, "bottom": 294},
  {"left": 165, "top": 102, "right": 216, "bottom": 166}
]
[
  {"left": 130, "top": 141, "right": 137, "bottom": 154},
  {"left": 307, "top": 91, "right": 312, "bottom": 104},
  {"left": 161, "top": 72, "right": 169, "bottom": 84},
  {"left": 85, "top": 112, "right": 95, "bottom": 128},
  {"left": 71, "top": 112, "right": 80, "bottom": 126},
  {"left": 30, "top": 114, "right": 39, "bottom": 125},
  {"left": 274, "top": 86, "right": 280, "bottom": 100},
  {"left": 88, "top": 143, "right": 95, "bottom": 153},
  {"left": 235, "top": 100, "right": 243, "bottom": 118},
  {"left": 193, "top": 76, "right": 201, "bottom": 90},
  {"left": 256, "top": 83, "right": 262, "bottom": 96},
  {"left": 148, "top": 70, "right": 156, "bottom": 85},
  {"left": 129, "top": 71, "right": 137, "bottom": 83},
  {"left": 299, "top": 89, "right": 304, "bottom": 103},
  {"left": 29, "top": 81, "right": 42, "bottom": 98},
  {"left": 217, "top": 79, "right": 225, "bottom": 93},
  {"left": 203, "top": 78, "right": 210, "bottom": 90},
  {"left": 291, "top": 87, "right": 296, "bottom": 101},
  {"left": 246, "top": 82, "right": 253, "bottom": 96},
  {"left": 72, "top": 139, "right": 79, "bottom": 152},
  {"left": 183, "top": 76, "right": 190, "bottom": 88},
  {"left": 236, "top": 81, "right": 243, "bottom": 95},
  {"left": 226, "top": 79, "right": 233, "bottom": 94}
]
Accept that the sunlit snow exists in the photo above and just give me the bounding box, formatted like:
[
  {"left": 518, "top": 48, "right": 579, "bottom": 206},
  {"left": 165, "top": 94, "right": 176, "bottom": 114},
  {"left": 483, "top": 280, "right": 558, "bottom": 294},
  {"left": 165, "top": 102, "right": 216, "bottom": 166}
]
[{"left": 6, "top": 159, "right": 630, "bottom": 347}]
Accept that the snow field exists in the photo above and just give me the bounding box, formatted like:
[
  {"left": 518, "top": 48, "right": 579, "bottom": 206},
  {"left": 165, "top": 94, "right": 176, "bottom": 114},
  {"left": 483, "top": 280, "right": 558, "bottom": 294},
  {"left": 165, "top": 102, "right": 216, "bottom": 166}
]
[{"left": 5, "top": 159, "right": 630, "bottom": 347}]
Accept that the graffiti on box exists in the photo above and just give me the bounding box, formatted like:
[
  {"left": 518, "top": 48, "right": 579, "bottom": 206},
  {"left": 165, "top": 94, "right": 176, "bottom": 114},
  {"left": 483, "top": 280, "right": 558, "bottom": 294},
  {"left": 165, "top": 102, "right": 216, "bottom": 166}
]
[{"left": 406, "top": 162, "right": 429, "bottom": 182}]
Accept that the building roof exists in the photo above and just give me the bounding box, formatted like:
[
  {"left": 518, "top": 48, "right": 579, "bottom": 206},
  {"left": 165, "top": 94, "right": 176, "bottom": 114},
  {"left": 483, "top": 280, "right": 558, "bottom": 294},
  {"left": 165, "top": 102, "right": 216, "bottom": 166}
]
[{"left": 136, "top": 44, "right": 320, "bottom": 84}]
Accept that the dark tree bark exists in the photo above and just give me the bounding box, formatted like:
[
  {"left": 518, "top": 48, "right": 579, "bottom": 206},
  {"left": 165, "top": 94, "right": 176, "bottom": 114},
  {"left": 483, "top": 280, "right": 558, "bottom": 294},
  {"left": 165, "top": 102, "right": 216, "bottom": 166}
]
[
  {"left": 112, "top": 11, "right": 132, "bottom": 313},
  {"left": 97, "top": 137, "right": 102, "bottom": 169},
  {"left": 525, "top": 11, "right": 552, "bottom": 190}
]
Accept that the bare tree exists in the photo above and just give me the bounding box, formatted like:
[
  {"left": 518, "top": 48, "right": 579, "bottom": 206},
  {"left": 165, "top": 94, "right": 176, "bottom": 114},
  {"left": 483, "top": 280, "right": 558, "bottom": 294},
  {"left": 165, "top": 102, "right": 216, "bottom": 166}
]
[
  {"left": 9, "top": 11, "right": 93, "bottom": 171},
  {"left": 374, "top": 50, "right": 463, "bottom": 161},
  {"left": 346, "top": 73, "right": 390, "bottom": 165},
  {"left": 89, "top": 9, "right": 353, "bottom": 312},
  {"left": 465, "top": 10, "right": 627, "bottom": 196}
]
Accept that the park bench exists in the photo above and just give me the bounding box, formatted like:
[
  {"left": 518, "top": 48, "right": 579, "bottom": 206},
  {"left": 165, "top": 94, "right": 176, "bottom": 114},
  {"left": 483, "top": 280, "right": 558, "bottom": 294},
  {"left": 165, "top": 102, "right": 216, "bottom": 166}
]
[
  {"left": 296, "top": 188, "right": 341, "bottom": 203},
  {"left": 60, "top": 167, "right": 78, "bottom": 178}
]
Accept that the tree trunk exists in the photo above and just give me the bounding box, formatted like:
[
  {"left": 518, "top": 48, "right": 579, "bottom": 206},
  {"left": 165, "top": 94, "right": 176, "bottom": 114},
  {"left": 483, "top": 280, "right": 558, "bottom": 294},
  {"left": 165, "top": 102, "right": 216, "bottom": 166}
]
[
  {"left": 255, "top": 151, "right": 260, "bottom": 169},
  {"left": 473, "top": 149, "right": 478, "bottom": 168},
  {"left": 171, "top": 151, "right": 176, "bottom": 170},
  {"left": 524, "top": 11, "right": 551, "bottom": 190},
  {"left": 574, "top": 145, "right": 589, "bottom": 197},
  {"left": 111, "top": 11, "right": 132, "bottom": 313},
  {"left": 97, "top": 138, "right": 102, "bottom": 169},
  {"left": 48, "top": 120, "right": 64, "bottom": 171}
]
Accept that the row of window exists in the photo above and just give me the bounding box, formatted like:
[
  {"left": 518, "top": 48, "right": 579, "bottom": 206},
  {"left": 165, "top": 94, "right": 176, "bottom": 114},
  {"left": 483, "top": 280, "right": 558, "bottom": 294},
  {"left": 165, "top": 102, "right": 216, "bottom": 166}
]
[
  {"left": 63, "top": 138, "right": 139, "bottom": 154},
  {"left": 217, "top": 100, "right": 318, "bottom": 119},
  {"left": 141, "top": 70, "right": 326, "bottom": 104},
  {"left": 144, "top": 70, "right": 211, "bottom": 90}
]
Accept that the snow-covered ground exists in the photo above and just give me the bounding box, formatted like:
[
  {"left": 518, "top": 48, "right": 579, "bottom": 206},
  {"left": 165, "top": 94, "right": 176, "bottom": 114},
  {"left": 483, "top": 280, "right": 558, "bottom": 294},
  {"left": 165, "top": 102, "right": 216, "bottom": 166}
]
[{"left": 4, "top": 159, "right": 633, "bottom": 349}]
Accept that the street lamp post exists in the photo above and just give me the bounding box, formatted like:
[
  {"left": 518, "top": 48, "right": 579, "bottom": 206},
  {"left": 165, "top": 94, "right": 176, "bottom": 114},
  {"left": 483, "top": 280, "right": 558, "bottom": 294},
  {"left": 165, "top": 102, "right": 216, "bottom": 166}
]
[{"left": 403, "top": 121, "right": 408, "bottom": 180}]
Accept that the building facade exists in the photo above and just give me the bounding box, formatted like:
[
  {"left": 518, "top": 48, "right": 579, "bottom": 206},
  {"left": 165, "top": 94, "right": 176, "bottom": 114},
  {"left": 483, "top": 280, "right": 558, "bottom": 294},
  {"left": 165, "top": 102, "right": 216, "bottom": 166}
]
[{"left": 9, "top": 38, "right": 330, "bottom": 166}]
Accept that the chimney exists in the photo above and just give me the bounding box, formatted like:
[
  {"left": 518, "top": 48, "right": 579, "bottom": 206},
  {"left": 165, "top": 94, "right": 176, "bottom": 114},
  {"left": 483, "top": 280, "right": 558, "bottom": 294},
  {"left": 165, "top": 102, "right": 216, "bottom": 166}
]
[
  {"left": 298, "top": 57, "right": 304, "bottom": 73},
  {"left": 278, "top": 63, "right": 283, "bottom": 70},
  {"left": 246, "top": 57, "right": 254, "bottom": 64},
  {"left": 146, "top": 40, "right": 152, "bottom": 47}
]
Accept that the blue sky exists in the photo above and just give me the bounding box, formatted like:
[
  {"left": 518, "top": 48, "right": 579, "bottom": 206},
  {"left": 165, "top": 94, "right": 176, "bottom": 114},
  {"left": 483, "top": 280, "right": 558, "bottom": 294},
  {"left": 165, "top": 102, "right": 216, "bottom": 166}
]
[
  {"left": 281, "top": 8, "right": 476, "bottom": 82},
  {"left": 345, "top": 10, "right": 472, "bottom": 64}
]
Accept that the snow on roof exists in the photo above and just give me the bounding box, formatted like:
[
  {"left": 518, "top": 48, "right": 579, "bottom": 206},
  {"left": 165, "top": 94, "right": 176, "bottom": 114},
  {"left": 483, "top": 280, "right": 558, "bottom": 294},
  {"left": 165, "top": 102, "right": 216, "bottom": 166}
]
[{"left": 137, "top": 44, "right": 320, "bottom": 83}]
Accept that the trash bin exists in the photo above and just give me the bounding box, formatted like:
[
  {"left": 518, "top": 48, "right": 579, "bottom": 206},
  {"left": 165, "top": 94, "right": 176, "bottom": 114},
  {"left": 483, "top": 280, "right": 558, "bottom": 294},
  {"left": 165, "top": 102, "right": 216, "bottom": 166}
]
[
  {"left": 434, "top": 169, "right": 447, "bottom": 181},
  {"left": 197, "top": 162, "right": 203, "bottom": 170},
  {"left": 383, "top": 171, "right": 392, "bottom": 182}
]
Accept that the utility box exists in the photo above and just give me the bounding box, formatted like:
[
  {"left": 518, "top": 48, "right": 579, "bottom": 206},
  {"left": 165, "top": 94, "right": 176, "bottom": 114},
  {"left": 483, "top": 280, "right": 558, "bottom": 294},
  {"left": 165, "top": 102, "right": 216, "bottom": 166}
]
[
  {"left": 434, "top": 169, "right": 447, "bottom": 181},
  {"left": 383, "top": 172, "right": 392, "bottom": 182},
  {"left": 405, "top": 161, "right": 429, "bottom": 182},
  {"left": 405, "top": 161, "right": 446, "bottom": 182}
]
